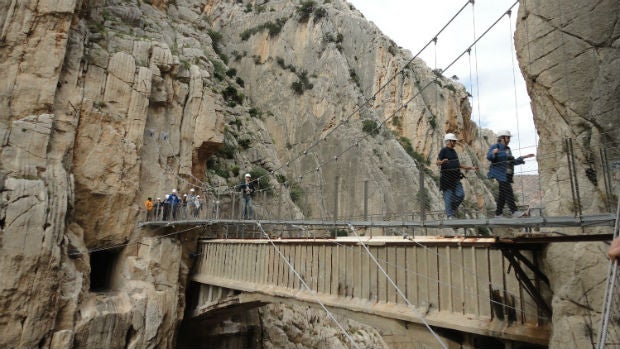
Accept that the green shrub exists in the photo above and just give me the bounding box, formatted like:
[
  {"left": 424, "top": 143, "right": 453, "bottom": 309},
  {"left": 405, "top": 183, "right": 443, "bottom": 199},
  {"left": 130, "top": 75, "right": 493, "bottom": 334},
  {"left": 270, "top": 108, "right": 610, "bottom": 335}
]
[
  {"left": 313, "top": 7, "right": 327, "bottom": 21},
  {"left": 222, "top": 86, "right": 244, "bottom": 107},
  {"left": 238, "top": 138, "right": 251, "bottom": 149},
  {"left": 297, "top": 1, "right": 316, "bottom": 22},
  {"left": 391, "top": 116, "right": 401, "bottom": 127},
  {"left": 291, "top": 70, "right": 313, "bottom": 95},
  {"left": 226, "top": 68, "right": 237, "bottom": 77},
  {"left": 248, "top": 107, "right": 261, "bottom": 118},
  {"left": 331, "top": 229, "right": 348, "bottom": 237},
  {"left": 276, "top": 174, "right": 287, "bottom": 184},
  {"left": 240, "top": 18, "right": 287, "bottom": 40},
  {"left": 235, "top": 77, "right": 244, "bottom": 87},
  {"left": 230, "top": 165, "right": 240, "bottom": 177},
  {"left": 429, "top": 116, "right": 437, "bottom": 129},
  {"left": 362, "top": 120, "right": 379, "bottom": 136},
  {"left": 215, "top": 166, "right": 229, "bottom": 178},
  {"left": 349, "top": 68, "right": 361, "bottom": 88},
  {"left": 217, "top": 143, "right": 236, "bottom": 159},
  {"left": 249, "top": 168, "right": 271, "bottom": 191},
  {"left": 211, "top": 59, "right": 227, "bottom": 80},
  {"left": 398, "top": 136, "right": 414, "bottom": 157},
  {"left": 289, "top": 183, "right": 303, "bottom": 203}
]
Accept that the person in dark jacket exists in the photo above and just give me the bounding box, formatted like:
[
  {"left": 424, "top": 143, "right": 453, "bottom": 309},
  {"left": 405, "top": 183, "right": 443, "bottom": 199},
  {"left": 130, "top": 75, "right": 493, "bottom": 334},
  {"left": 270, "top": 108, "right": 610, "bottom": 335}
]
[
  {"left": 486, "top": 130, "right": 534, "bottom": 217},
  {"left": 238, "top": 173, "right": 255, "bottom": 219},
  {"left": 436, "top": 133, "right": 477, "bottom": 219}
]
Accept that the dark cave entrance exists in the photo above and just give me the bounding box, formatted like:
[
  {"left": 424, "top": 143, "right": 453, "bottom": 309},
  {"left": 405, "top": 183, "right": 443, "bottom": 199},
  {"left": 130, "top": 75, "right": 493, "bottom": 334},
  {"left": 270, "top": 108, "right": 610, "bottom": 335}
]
[{"left": 89, "top": 248, "right": 121, "bottom": 292}]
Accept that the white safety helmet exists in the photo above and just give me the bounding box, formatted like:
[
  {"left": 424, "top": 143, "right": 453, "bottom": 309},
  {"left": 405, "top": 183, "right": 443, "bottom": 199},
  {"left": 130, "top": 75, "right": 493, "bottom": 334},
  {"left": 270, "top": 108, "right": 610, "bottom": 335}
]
[
  {"left": 443, "top": 133, "right": 458, "bottom": 143},
  {"left": 245, "top": 173, "right": 251, "bottom": 178},
  {"left": 165, "top": 194, "right": 170, "bottom": 199},
  {"left": 190, "top": 188, "right": 195, "bottom": 192},
  {"left": 172, "top": 189, "right": 177, "bottom": 193},
  {"left": 497, "top": 130, "right": 512, "bottom": 137}
]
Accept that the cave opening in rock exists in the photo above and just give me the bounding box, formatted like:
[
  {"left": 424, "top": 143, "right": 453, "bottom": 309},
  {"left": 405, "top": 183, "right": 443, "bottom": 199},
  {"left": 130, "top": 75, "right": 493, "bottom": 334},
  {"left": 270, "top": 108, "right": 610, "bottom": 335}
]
[{"left": 89, "top": 248, "right": 120, "bottom": 292}]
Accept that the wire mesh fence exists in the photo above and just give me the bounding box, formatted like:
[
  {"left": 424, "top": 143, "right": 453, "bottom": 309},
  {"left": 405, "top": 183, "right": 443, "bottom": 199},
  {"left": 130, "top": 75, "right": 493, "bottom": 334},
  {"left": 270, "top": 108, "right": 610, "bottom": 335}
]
[{"left": 140, "top": 139, "right": 619, "bottom": 237}]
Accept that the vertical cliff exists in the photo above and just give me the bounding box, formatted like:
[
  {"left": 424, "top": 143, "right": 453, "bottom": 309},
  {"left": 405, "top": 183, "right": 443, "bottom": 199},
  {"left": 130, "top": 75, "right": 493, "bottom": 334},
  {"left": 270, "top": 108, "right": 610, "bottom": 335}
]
[
  {"left": 3, "top": 0, "right": 616, "bottom": 348},
  {"left": 515, "top": 1, "right": 620, "bottom": 348}
]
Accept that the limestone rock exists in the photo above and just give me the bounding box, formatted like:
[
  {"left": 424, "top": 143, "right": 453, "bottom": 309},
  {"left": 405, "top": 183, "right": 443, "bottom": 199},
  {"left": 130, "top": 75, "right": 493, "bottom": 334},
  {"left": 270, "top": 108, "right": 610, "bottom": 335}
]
[{"left": 515, "top": 1, "right": 620, "bottom": 347}]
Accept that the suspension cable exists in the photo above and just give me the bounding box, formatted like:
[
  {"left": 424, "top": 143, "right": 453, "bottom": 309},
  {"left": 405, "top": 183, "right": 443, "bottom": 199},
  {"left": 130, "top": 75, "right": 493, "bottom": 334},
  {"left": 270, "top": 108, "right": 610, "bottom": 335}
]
[
  {"left": 255, "top": 222, "right": 361, "bottom": 349},
  {"left": 347, "top": 224, "right": 449, "bottom": 349}
]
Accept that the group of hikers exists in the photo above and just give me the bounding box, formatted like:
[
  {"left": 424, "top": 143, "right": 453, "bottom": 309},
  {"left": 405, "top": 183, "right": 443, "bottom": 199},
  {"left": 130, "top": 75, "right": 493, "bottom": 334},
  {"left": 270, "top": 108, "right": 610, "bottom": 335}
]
[
  {"left": 437, "top": 129, "right": 535, "bottom": 219},
  {"left": 143, "top": 173, "right": 256, "bottom": 221},
  {"left": 143, "top": 188, "right": 204, "bottom": 221},
  {"left": 143, "top": 130, "right": 533, "bottom": 222}
]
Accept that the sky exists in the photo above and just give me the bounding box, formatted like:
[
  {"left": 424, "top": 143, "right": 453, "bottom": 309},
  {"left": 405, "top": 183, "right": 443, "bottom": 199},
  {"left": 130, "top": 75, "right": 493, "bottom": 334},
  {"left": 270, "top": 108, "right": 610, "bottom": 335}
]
[{"left": 347, "top": 0, "right": 539, "bottom": 173}]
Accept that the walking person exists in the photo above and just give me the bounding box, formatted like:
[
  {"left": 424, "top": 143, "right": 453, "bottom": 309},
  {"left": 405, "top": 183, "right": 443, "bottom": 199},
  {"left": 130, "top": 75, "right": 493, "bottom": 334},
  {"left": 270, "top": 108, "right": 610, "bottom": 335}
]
[
  {"left": 162, "top": 194, "right": 170, "bottom": 221},
  {"left": 238, "top": 173, "right": 255, "bottom": 219},
  {"left": 436, "top": 133, "right": 477, "bottom": 219},
  {"left": 486, "top": 130, "right": 535, "bottom": 217}
]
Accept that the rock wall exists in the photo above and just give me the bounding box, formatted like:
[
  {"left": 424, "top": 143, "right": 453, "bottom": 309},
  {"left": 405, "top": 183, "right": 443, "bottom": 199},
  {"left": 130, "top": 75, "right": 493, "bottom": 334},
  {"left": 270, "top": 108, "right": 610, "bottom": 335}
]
[
  {"left": 3, "top": 0, "right": 616, "bottom": 348},
  {"left": 515, "top": 1, "right": 620, "bottom": 348}
]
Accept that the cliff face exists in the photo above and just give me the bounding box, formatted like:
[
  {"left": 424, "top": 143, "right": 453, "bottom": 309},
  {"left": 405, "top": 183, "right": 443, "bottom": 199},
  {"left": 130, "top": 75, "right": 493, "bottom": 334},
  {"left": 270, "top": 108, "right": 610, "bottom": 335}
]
[
  {"left": 0, "top": 0, "right": 487, "bottom": 347},
  {"left": 0, "top": 0, "right": 616, "bottom": 348},
  {"left": 515, "top": 1, "right": 620, "bottom": 348}
]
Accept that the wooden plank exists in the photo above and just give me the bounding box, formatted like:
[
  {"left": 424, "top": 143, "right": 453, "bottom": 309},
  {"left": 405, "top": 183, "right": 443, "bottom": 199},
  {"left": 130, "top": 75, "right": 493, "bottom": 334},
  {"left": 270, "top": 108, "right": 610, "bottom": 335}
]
[
  {"left": 359, "top": 245, "right": 368, "bottom": 300},
  {"left": 406, "top": 246, "right": 418, "bottom": 306},
  {"left": 462, "top": 246, "right": 476, "bottom": 316},
  {"left": 276, "top": 244, "right": 284, "bottom": 288},
  {"left": 293, "top": 244, "right": 302, "bottom": 290},
  {"left": 280, "top": 244, "right": 292, "bottom": 288},
  {"left": 428, "top": 246, "right": 440, "bottom": 311},
  {"left": 439, "top": 246, "right": 452, "bottom": 313},
  {"left": 338, "top": 244, "right": 347, "bottom": 297},
  {"left": 369, "top": 246, "right": 378, "bottom": 303},
  {"left": 351, "top": 246, "right": 360, "bottom": 298},
  {"left": 377, "top": 247, "right": 387, "bottom": 303},
  {"left": 238, "top": 244, "right": 246, "bottom": 281},
  {"left": 311, "top": 245, "right": 319, "bottom": 292},
  {"left": 396, "top": 246, "right": 407, "bottom": 305},
  {"left": 385, "top": 246, "right": 398, "bottom": 303},
  {"left": 330, "top": 245, "right": 338, "bottom": 296},
  {"left": 267, "top": 243, "right": 276, "bottom": 286},
  {"left": 346, "top": 248, "right": 356, "bottom": 297},
  {"left": 318, "top": 245, "right": 326, "bottom": 293},
  {"left": 417, "top": 245, "right": 429, "bottom": 309},
  {"left": 306, "top": 244, "right": 314, "bottom": 292}
]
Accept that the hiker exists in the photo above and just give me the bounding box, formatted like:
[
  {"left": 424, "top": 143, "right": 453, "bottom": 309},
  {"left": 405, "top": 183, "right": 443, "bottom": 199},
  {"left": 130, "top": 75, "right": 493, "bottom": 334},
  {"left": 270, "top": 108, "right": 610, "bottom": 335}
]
[
  {"left": 487, "top": 130, "right": 535, "bottom": 217},
  {"left": 237, "top": 173, "right": 255, "bottom": 219},
  {"left": 144, "top": 197, "right": 154, "bottom": 221},
  {"left": 436, "top": 133, "right": 477, "bottom": 219}
]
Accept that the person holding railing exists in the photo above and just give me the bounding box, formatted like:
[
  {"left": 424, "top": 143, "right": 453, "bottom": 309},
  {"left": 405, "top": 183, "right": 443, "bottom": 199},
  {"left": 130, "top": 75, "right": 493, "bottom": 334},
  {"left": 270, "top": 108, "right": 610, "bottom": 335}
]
[
  {"left": 487, "top": 130, "right": 535, "bottom": 218},
  {"left": 436, "top": 133, "right": 477, "bottom": 219}
]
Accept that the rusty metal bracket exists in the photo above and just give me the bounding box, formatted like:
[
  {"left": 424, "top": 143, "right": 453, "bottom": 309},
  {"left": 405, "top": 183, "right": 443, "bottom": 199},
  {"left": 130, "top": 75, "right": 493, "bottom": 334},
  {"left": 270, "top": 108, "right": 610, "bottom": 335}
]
[{"left": 501, "top": 248, "right": 552, "bottom": 317}]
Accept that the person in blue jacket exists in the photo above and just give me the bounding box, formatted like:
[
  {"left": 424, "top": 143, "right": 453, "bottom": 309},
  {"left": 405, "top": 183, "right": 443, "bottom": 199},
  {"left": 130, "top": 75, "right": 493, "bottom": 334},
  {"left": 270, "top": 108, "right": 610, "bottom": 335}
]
[
  {"left": 167, "top": 189, "right": 181, "bottom": 220},
  {"left": 487, "top": 130, "right": 534, "bottom": 217}
]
